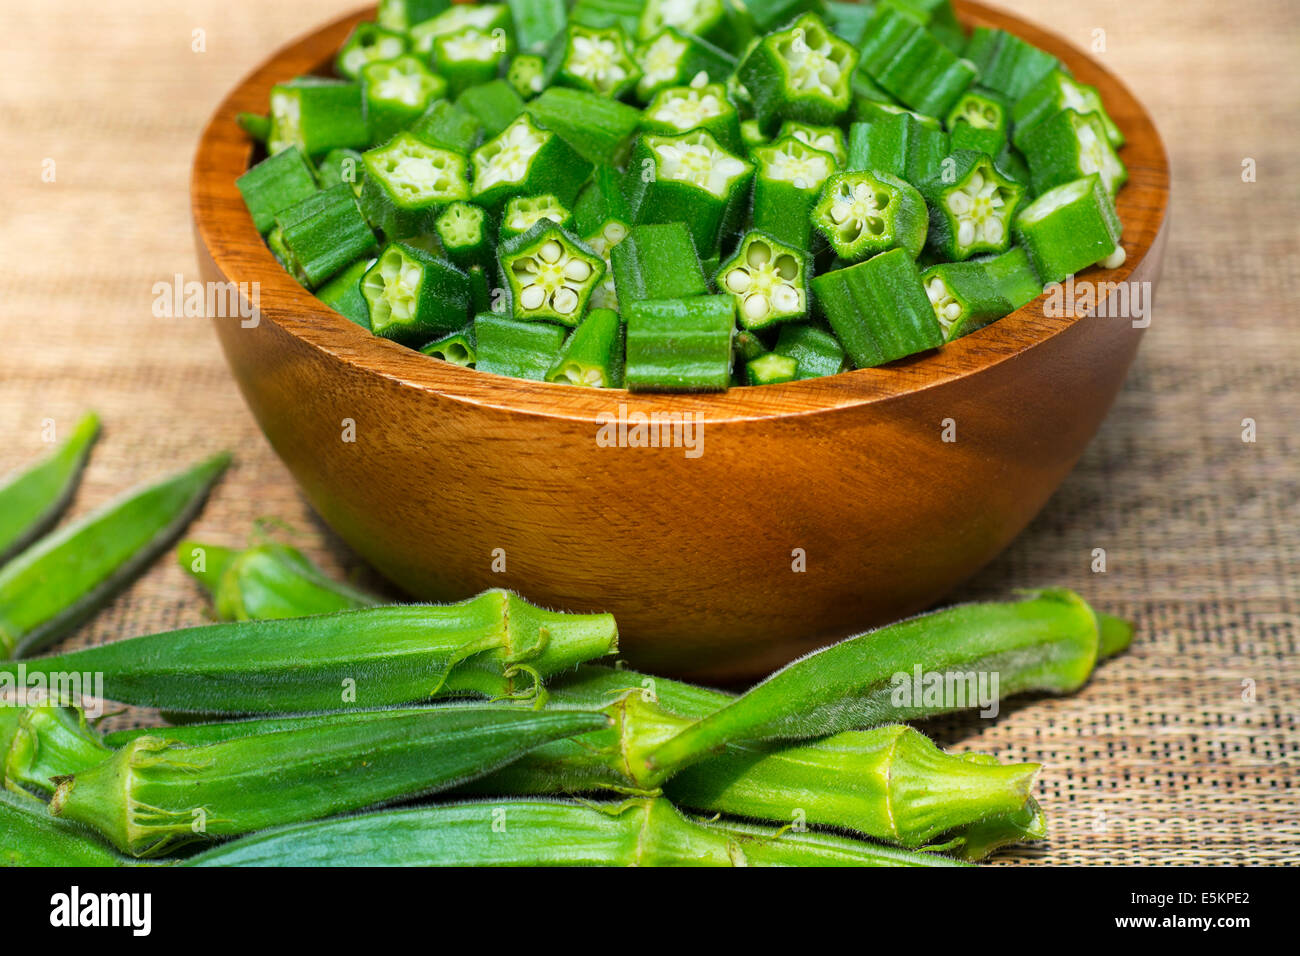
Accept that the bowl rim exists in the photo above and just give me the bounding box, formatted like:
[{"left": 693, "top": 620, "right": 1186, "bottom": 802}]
[{"left": 192, "top": 0, "right": 1169, "bottom": 424}]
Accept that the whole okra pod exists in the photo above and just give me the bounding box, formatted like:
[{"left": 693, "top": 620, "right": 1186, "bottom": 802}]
[
  {"left": 0, "top": 589, "right": 618, "bottom": 713},
  {"left": 0, "top": 411, "right": 99, "bottom": 567}
]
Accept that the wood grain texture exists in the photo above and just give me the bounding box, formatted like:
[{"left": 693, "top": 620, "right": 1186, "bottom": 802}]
[{"left": 192, "top": 1, "right": 1170, "bottom": 680}]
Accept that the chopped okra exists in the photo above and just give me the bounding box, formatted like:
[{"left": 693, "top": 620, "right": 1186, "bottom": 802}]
[{"left": 237, "top": 4, "right": 1132, "bottom": 391}]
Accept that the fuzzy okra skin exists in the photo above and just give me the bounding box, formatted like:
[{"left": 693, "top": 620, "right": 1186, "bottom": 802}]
[
  {"left": 812, "top": 170, "right": 929, "bottom": 261},
  {"left": 546, "top": 308, "right": 626, "bottom": 387},
  {"left": 964, "top": 27, "right": 1062, "bottom": 103},
  {"left": 856, "top": 5, "right": 976, "bottom": 119},
  {"left": 235, "top": 146, "right": 319, "bottom": 234},
  {"left": 53, "top": 707, "right": 611, "bottom": 858},
  {"left": 0, "top": 411, "right": 99, "bottom": 568},
  {"left": 847, "top": 110, "right": 950, "bottom": 186},
  {"left": 315, "top": 255, "right": 374, "bottom": 329},
  {"left": 525, "top": 87, "right": 644, "bottom": 167},
  {"left": 611, "top": 222, "right": 709, "bottom": 305},
  {"left": 0, "top": 453, "right": 230, "bottom": 659},
  {"left": 0, "top": 789, "right": 128, "bottom": 867},
  {"left": 750, "top": 135, "right": 836, "bottom": 251},
  {"left": 360, "top": 132, "right": 471, "bottom": 239},
  {"left": 177, "top": 539, "right": 376, "bottom": 622},
  {"left": 267, "top": 79, "right": 370, "bottom": 158},
  {"left": 361, "top": 55, "right": 448, "bottom": 144},
  {"left": 1013, "top": 175, "right": 1123, "bottom": 285},
  {"left": 474, "top": 313, "right": 569, "bottom": 380},
  {"left": 275, "top": 185, "right": 378, "bottom": 289},
  {"left": 774, "top": 323, "right": 846, "bottom": 379},
  {"left": 2, "top": 705, "right": 112, "bottom": 798},
  {"left": 335, "top": 22, "right": 408, "bottom": 81},
  {"left": 408, "top": 99, "right": 484, "bottom": 155},
  {"left": 362, "top": 242, "right": 470, "bottom": 344},
  {"left": 185, "top": 796, "right": 964, "bottom": 867},
  {"left": 1020, "top": 108, "right": 1128, "bottom": 198},
  {"left": 0, "top": 590, "right": 618, "bottom": 714},
  {"left": 623, "top": 295, "right": 737, "bottom": 392}
]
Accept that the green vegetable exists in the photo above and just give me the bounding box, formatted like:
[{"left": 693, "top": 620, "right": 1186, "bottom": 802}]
[
  {"left": 335, "top": 22, "right": 408, "bottom": 81},
  {"left": 420, "top": 322, "right": 478, "bottom": 366},
  {"left": 474, "top": 313, "right": 568, "bottom": 380},
  {"left": 922, "top": 260, "right": 1014, "bottom": 341},
  {"left": 235, "top": 146, "right": 319, "bottom": 234},
  {"left": 456, "top": 79, "right": 527, "bottom": 138},
  {"left": 1019, "top": 108, "right": 1127, "bottom": 198},
  {"left": 275, "top": 184, "right": 378, "bottom": 289},
  {"left": 812, "top": 169, "right": 929, "bottom": 261},
  {"left": 470, "top": 113, "right": 592, "bottom": 211},
  {"left": 1013, "top": 68, "right": 1124, "bottom": 149},
  {"left": 569, "top": 0, "right": 642, "bottom": 38},
  {"left": 626, "top": 128, "right": 753, "bottom": 256},
  {"left": 750, "top": 135, "right": 836, "bottom": 251},
  {"left": 774, "top": 323, "right": 846, "bottom": 378},
  {"left": 0, "top": 789, "right": 127, "bottom": 867},
  {"left": 976, "top": 245, "right": 1044, "bottom": 311},
  {"left": 611, "top": 222, "right": 709, "bottom": 305},
  {"left": 525, "top": 86, "right": 643, "bottom": 166},
  {"left": 0, "top": 411, "right": 99, "bottom": 568},
  {"left": 964, "top": 27, "right": 1062, "bottom": 103},
  {"left": 410, "top": 4, "right": 513, "bottom": 57},
  {"left": 507, "top": 53, "right": 548, "bottom": 98},
  {"left": 361, "top": 55, "right": 447, "bottom": 144},
  {"left": 377, "top": 0, "right": 451, "bottom": 34},
  {"left": 186, "top": 796, "right": 963, "bottom": 867},
  {"left": 846, "top": 109, "right": 950, "bottom": 186},
  {"left": 546, "top": 308, "right": 626, "bottom": 387},
  {"left": 716, "top": 231, "right": 810, "bottom": 329},
  {"left": 314, "top": 148, "right": 365, "bottom": 194},
  {"left": 918, "top": 150, "right": 1024, "bottom": 261},
  {"left": 53, "top": 707, "right": 609, "bottom": 858},
  {"left": 507, "top": 0, "right": 567, "bottom": 52},
  {"left": 946, "top": 88, "right": 1010, "bottom": 157},
  {"left": 499, "top": 222, "right": 606, "bottom": 325},
  {"left": 315, "top": 256, "right": 374, "bottom": 329},
  {"left": 548, "top": 24, "right": 641, "bottom": 99},
  {"left": 738, "top": 12, "right": 857, "bottom": 134},
  {"left": 1013, "top": 174, "right": 1123, "bottom": 285},
  {"left": 432, "top": 26, "right": 510, "bottom": 98},
  {"left": 856, "top": 5, "right": 975, "bottom": 118},
  {"left": 499, "top": 194, "right": 572, "bottom": 240},
  {"left": 434, "top": 201, "right": 493, "bottom": 270},
  {"left": 643, "top": 81, "right": 742, "bottom": 152},
  {"left": 236, "top": 111, "right": 269, "bottom": 143},
  {"left": 1, "top": 589, "right": 618, "bottom": 713},
  {"left": 177, "top": 538, "right": 376, "bottom": 621},
  {"left": 778, "top": 120, "right": 847, "bottom": 165},
  {"left": 361, "top": 242, "right": 470, "bottom": 344},
  {"left": 811, "top": 247, "right": 943, "bottom": 368},
  {"left": 624, "top": 295, "right": 736, "bottom": 392},
  {"left": 636, "top": 0, "right": 730, "bottom": 46},
  {"left": 2, "top": 705, "right": 111, "bottom": 798},
  {"left": 408, "top": 98, "right": 483, "bottom": 154},
  {"left": 268, "top": 79, "right": 370, "bottom": 158},
  {"left": 359, "top": 132, "right": 471, "bottom": 238},
  {"left": 634, "top": 26, "right": 737, "bottom": 101},
  {"left": 0, "top": 453, "right": 230, "bottom": 659},
  {"left": 744, "top": 352, "right": 798, "bottom": 385}
]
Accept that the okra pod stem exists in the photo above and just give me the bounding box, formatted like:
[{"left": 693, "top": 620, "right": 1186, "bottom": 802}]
[
  {"left": 0, "top": 411, "right": 99, "bottom": 567},
  {"left": 185, "top": 796, "right": 964, "bottom": 867},
  {"left": 0, "top": 453, "right": 230, "bottom": 659},
  {"left": 0, "top": 590, "right": 618, "bottom": 714},
  {"left": 2, "top": 705, "right": 111, "bottom": 798},
  {"left": 53, "top": 707, "right": 610, "bottom": 858},
  {"left": 0, "top": 789, "right": 127, "bottom": 867}
]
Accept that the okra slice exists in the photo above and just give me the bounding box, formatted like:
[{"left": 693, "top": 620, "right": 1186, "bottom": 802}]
[
  {"left": 881, "top": 0, "right": 965, "bottom": 51},
  {"left": 420, "top": 322, "right": 478, "bottom": 366},
  {"left": 856, "top": 5, "right": 976, "bottom": 119},
  {"left": 434, "top": 201, "right": 493, "bottom": 270},
  {"left": 1020, "top": 109, "right": 1128, "bottom": 198},
  {"left": 506, "top": 0, "right": 567, "bottom": 52},
  {"left": 361, "top": 55, "right": 448, "bottom": 145},
  {"left": 1013, "top": 174, "right": 1123, "bottom": 285},
  {"left": 774, "top": 322, "right": 847, "bottom": 378},
  {"left": 408, "top": 98, "right": 483, "bottom": 155},
  {"left": 976, "top": 245, "right": 1044, "bottom": 311},
  {"left": 474, "top": 313, "right": 568, "bottom": 380},
  {"left": 738, "top": 12, "right": 858, "bottom": 134},
  {"left": 922, "top": 261, "right": 1015, "bottom": 342},
  {"left": 410, "top": 3, "right": 513, "bottom": 57},
  {"left": 275, "top": 185, "right": 378, "bottom": 289},
  {"left": 573, "top": 166, "right": 632, "bottom": 310},
  {"left": 546, "top": 307, "right": 626, "bottom": 387},
  {"left": 810, "top": 248, "right": 943, "bottom": 368},
  {"left": 745, "top": 352, "right": 799, "bottom": 386},
  {"left": 625, "top": 129, "right": 754, "bottom": 256},
  {"left": 315, "top": 147, "right": 366, "bottom": 195},
  {"left": 433, "top": 26, "right": 510, "bottom": 98},
  {"left": 335, "top": 22, "right": 408, "bottom": 81},
  {"left": 237, "top": 111, "right": 270, "bottom": 143},
  {"left": 919, "top": 150, "right": 1024, "bottom": 261},
  {"left": 508, "top": 53, "right": 548, "bottom": 98},
  {"left": 846, "top": 110, "right": 949, "bottom": 187},
  {"left": 624, "top": 295, "right": 736, "bottom": 393},
  {"left": 642, "top": 81, "right": 743, "bottom": 153},
  {"left": 611, "top": 222, "right": 709, "bottom": 305},
  {"left": 236, "top": 146, "right": 318, "bottom": 234},
  {"left": 963, "top": 27, "right": 1061, "bottom": 103},
  {"left": 499, "top": 222, "right": 606, "bottom": 326},
  {"left": 377, "top": 0, "right": 451, "bottom": 33},
  {"left": 268, "top": 79, "right": 370, "bottom": 158},
  {"left": 634, "top": 26, "right": 737, "bottom": 101},
  {"left": 471, "top": 113, "right": 593, "bottom": 211},
  {"left": 525, "top": 87, "right": 643, "bottom": 166},
  {"left": 750, "top": 135, "right": 835, "bottom": 251},
  {"left": 316, "top": 256, "right": 376, "bottom": 329},
  {"left": 360, "top": 132, "right": 471, "bottom": 238},
  {"left": 548, "top": 24, "right": 641, "bottom": 99},
  {"left": 570, "top": 0, "right": 643, "bottom": 39},
  {"left": 778, "top": 121, "right": 846, "bottom": 166},
  {"left": 361, "top": 242, "right": 470, "bottom": 343},
  {"left": 813, "top": 169, "right": 929, "bottom": 261},
  {"left": 716, "top": 231, "right": 810, "bottom": 329},
  {"left": 636, "top": 0, "right": 729, "bottom": 45},
  {"left": 500, "top": 194, "right": 573, "bottom": 239},
  {"left": 457, "top": 79, "right": 527, "bottom": 138},
  {"left": 740, "top": 118, "right": 768, "bottom": 152},
  {"left": 825, "top": 0, "right": 877, "bottom": 46},
  {"left": 946, "top": 88, "right": 1010, "bottom": 157}
]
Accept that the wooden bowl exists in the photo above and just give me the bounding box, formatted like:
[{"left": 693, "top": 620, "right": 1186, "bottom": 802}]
[{"left": 192, "top": 1, "right": 1169, "bottom": 681}]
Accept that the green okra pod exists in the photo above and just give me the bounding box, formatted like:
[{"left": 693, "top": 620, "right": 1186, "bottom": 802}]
[
  {"left": 623, "top": 295, "right": 737, "bottom": 392},
  {"left": 918, "top": 150, "right": 1024, "bottom": 261},
  {"left": 547, "top": 23, "right": 642, "bottom": 100},
  {"left": 457, "top": 79, "right": 527, "bottom": 139},
  {"left": 421, "top": 323, "right": 478, "bottom": 366},
  {"left": 738, "top": 13, "right": 858, "bottom": 134},
  {"left": 410, "top": 4, "right": 513, "bottom": 58},
  {"left": 508, "top": 0, "right": 567, "bottom": 52},
  {"left": 432, "top": 26, "right": 510, "bottom": 99},
  {"left": 642, "top": 81, "right": 742, "bottom": 152},
  {"left": 470, "top": 113, "right": 593, "bottom": 211},
  {"left": 2, "top": 704, "right": 111, "bottom": 798},
  {"left": 362, "top": 242, "right": 471, "bottom": 344},
  {"left": 185, "top": 796, "right": 964, "bottom": 867},
  {"left": 0, "top": 789, "right": 128, "bottom": 867},
  {"left": 963, "top": 27, "right": 1062, "bottom": 103},
  {"left": 1013, "top": 174, "right": 1123, "bottom": 285},
  {"left": 0, "top": 453, "right": 230, "bottom": 659},
  {"left": 856, "top": 6, "right": 975, "bottom": 119},
  {"left": 526, "top": 87, "right": 644, "bottom": 168},
  {"left": 507, "top": 53, "right": 548, "bottom": 98},
  {"left": 773, "top": 323, "right": 846, "bottom": 379},
  {"left": 1019, "top": 108, "right": 1127, "bottom": 198},
  {"left": 499, "top": 222, "right": 606, "bottom": 325},
  {"left": 474, "top": 314, "right": 569, "bottom": 380},
  {"left": 359, "top": 132, "right": 471, "bottom": 239},
  {"left": 52, "top": 707, "right": 610, "bottom": 858},
  {"left": 0, "top": 589, "right": 618, "bottom": 713},
  {"left": 236, "top": 147, "right": 319, "bottom": 234},
  {"left": 314, "top": 256, "right": 374, "bottom": 330},
  {"left": 435, "top": 201, "right": 494, "bottom": 270},
  {"left": 0, "top": 411, "right": 100, "bottom": 568},
  {"left": 922, "top": 260, "right": 1015, "bottom": 342},
  {"left": 744, "top": 352, "right": 799, "bottom": 386},
  {"left": 361, "top": 55, "right": 448, "bottom": 144},
  {"left": 749, "top": 135, "right": 836, "bottom": 251},
  {"left": 499, "top": 194, "right": 573, "bottom": 240},
  {"left": 634, "top": 26, "right": 737, "bottom": 101},
  {"left": 847, "top": 109, "right": 949, "bottom": 186},
  {"left": 610, "top": 222, "right": 710, "bottom": 305},
  {"left": 177, "top": 538, "right": 376, "bottom": 622},
  {"left": 267, "top": 78, "right": 370, "bottom": 158},
  {"left": 1013, "top": 68, "right": 1124, "bottom": 150},
  {"left": 335, "top": 22, "right": 408, "bottom": 81},
  {"left": 715, "top": 231, "right": 811, "bottom": 329},
  {"left": 275, "top": 185, "right": 378, "bottom": 289},
  {"left": 377, "top": 0, "right": 452, "bottom": 33},
  {"left": 546, "top": 308, "right": 626, "bottom": 387},
  {"left": 812, "top": 169, "right": 930, "bottom": 261},
  {"left": 408, "top": 98, "right": 484, "bottom": 155},
  {"left": 975, "top": 245, "right": 1043, "bottom": 311}
]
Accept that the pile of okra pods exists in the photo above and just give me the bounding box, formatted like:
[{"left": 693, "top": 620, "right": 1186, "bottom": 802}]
[{"left": 236, "top": 0, "right": 1129, "bottom": 390}]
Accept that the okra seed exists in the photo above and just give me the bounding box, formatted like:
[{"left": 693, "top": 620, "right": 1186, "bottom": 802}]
[
  {"left": 564, "top": 259, "right": 592, "bottom": 281},
  {"left": 552, "top": 288, "right": 579, "bottom": 314},
  {"left": 1100, "top": 245, "right": 1126, "bottom": 269},
  {"left": 726, "top": 269, "right": 752, "bottom": 293},
  {"left": 538, "top": 241, "right": 563, "bottom": 264},
  {"left": 520, "top": 286, "right": 547, "bottom": 310},
  {"left": 746, "top": 242, "right": 772, "bottom": 268}
]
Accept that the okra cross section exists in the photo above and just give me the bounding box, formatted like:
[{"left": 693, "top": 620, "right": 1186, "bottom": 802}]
[
  {"left": 362, "top": 242, "right": 470, "bottom": 344},
  {"left": 471, "top": 114, "right": 594, "bottom": 211},
  {"left": 410, "top": 3, "right": 513, "bottom": 57},
  {"left": 546, "top": 307, "right": 625, "bottom": 387},
  {"left": 499, "top": 222, "right": 606, "bottom": 326},
  {"left": 624, "top": 295, "right": 736, "bottom": 392},
  {"left": 716, "top": 231, "right": 810, "bottom": 329},
  {"left": 1013, "top": 174, "right": 1123, "bottom": 285},
  {"left": 552, "top": 24, "right": 641, "bottom": 100},
  {"left": 739, "top": 12, "right": 858, "bottom": 134},
  {"left": 919, "top": 151, "right": 1025, "bottom": 261},
  {"left": 946, "top": 88, "right": 1010, "bottom": 157},
  {"left": 643, "top": 81, "right": 742, "bottom": 152},
  {"left": 434, "top": 201, "right": 492, "bottom": 271},
  {"left": 750, "top": 134, "right": 836, "bottom": 251},
  {"left": 922, "top": 260, "right": 1015, "bottom": 342},
  {"left": 1019, "top": 108, "right": 1127, "bottom": 198},
  {"left": 813, "top": 170, "right": 929, "bottom": 262},
  {"left": 636, "top": 0, "right": 728, "bottom": 45},
  {"left": 361, "top": 55, "right": 447, "bottom": 144},
  {"left": 625, "top": 128, "right": 753, "bottom": 256},
  {"left": 634, "top": 26, "right": 737, "bottom": 101},
  {"left": 360, "top": 132, "right": 471, "bottom": 238},
  {"left": 335, "top": 22, "right": 407, "bottom": 81},
  {"left": 500, "top": 194, "right": 573, "bottom": 239},
  {"left": 433, "top": 26, "right": 510, "bottom": 98}
]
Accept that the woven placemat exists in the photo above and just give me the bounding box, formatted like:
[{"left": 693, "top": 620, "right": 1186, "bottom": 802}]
[{"left": 0, "top": 0, "right": 1295, "bottom": 865}]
